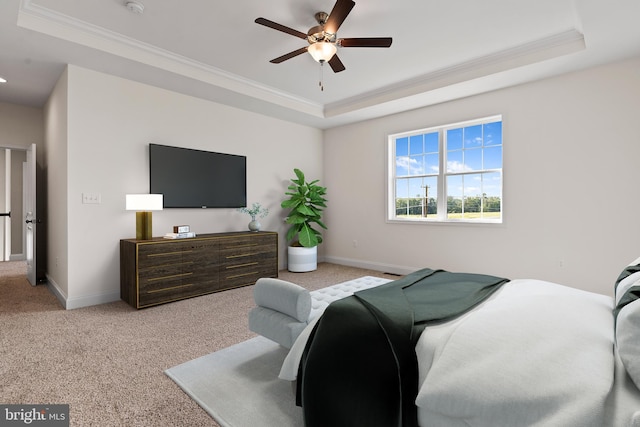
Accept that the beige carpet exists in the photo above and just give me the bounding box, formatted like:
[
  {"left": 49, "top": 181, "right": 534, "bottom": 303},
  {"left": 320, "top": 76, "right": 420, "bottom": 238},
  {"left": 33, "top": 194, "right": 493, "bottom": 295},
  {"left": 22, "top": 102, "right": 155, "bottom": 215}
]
[{"left": 0, "top": 262, "right": 396, "bottom": 426}]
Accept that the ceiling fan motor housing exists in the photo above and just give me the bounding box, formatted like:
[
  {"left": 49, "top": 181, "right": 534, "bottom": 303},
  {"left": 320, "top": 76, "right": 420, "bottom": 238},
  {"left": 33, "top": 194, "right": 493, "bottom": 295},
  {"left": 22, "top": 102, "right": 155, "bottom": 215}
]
[{"left": 307, "top": 12, "right": 336, "bottom": 44}]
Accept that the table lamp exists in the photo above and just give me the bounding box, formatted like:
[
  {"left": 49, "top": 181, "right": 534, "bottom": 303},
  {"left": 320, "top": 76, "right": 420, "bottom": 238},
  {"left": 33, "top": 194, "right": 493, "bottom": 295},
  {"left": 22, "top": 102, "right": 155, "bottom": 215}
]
[{"left": 126, "top": 194, "right": 163, "bottom": 240}]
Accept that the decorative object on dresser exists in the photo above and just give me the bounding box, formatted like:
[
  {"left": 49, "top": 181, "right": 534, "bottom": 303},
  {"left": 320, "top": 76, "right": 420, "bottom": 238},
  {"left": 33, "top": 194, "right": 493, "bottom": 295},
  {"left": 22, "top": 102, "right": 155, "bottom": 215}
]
[
  {"left": 120, "top": 231, "right": 278, "bottom": 309},
  {"left": 237, "top": 202, "right": 270, "bottom": 232},
  {"left": 281, "top": 169, "right": 327, "bottom": 272},
  {"left": 125, "top": 194, "right": 163, "bottom": 240}
]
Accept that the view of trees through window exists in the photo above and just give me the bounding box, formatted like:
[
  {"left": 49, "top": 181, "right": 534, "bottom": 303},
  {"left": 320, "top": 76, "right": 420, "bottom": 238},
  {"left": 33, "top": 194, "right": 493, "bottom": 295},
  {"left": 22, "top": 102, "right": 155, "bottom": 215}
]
[{"left": 389, "top": 116, "right": 503, "bottom": 222}]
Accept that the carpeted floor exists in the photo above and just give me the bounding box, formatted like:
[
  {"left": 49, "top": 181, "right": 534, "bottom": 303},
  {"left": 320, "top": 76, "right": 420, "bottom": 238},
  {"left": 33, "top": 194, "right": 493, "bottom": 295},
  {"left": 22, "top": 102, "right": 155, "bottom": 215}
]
[{"left": 0, "top": 262, "right": 396, "bottom": 426}]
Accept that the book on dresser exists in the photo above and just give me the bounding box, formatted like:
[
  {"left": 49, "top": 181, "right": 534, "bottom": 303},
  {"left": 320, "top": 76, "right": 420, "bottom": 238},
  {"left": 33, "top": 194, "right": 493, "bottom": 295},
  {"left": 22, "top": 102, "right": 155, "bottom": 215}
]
[{"left": 120, "top": 231, "right": 278, "bottom": 309}]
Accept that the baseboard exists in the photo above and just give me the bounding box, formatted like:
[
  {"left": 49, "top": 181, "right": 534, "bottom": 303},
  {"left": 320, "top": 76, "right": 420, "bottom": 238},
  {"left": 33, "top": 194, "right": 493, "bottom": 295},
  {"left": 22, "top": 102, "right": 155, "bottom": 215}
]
[
  {"left": 322, "top": 256, "right": 418, "bottom": 276},
  {"left": 9, "top": 253, "right": 25, "bottom": 261},
  {"left": 46, "top": 274, "right": 121, "bottom": 310}
]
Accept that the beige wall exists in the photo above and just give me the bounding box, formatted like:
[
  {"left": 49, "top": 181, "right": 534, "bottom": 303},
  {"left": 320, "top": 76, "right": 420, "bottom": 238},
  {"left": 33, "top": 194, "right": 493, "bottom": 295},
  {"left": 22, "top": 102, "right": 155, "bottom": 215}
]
[
  {"left": 48, "top": 65, "right": 323, "bottom": 308},
  {"left": 38, "top": 56, "right": 640, "bottom": 307},
  {"left": 323, "top": 56, "right": 640, "bottom": 296},
  {"left": 44, "top": 67, "right": 69, "bottom": 298}
]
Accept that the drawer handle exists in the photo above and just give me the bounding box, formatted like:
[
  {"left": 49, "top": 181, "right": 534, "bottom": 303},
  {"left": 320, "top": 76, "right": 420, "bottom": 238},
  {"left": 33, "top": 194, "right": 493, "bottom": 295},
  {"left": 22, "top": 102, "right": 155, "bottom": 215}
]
[
  {"left": 227, "top": 271, "right": 259, "bottom": 279},
  {"left": 146, "top": 251, "right": 182, "bottom": 258},
  {"left": 147, "top": 272, "right": 193, "bottom": 282},
  {"left": 225, "top": 262, "right": 259, "bottom": 270},
  {"left": 226, "top": 253, "right": 252, "bottom": 259},
  {"left": 147, "top": 283, "right": 194, "bottom": 293},
  {"left": 224, "top": 243, "right": 258, "bottom": 249}
]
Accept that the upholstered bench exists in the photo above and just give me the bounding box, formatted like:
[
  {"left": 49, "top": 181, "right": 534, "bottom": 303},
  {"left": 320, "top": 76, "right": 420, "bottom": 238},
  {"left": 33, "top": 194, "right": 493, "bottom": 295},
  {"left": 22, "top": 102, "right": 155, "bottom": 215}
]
[{"left": 248, "top": 276, "right": 393, "bottom": 348}]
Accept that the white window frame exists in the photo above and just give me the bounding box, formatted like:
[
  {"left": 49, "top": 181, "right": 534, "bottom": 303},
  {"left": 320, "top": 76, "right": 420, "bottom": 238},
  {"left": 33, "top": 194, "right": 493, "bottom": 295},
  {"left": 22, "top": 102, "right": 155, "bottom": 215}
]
[{"left": 387, "top": 115, "right": 503, "bottom": 224}]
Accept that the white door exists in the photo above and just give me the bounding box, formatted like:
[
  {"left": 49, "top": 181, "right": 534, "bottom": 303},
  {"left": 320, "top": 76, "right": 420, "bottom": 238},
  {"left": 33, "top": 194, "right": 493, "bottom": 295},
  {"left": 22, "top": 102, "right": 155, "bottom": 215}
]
[{"left": 24, "top": 143, "right": 37, "bottom": 286}]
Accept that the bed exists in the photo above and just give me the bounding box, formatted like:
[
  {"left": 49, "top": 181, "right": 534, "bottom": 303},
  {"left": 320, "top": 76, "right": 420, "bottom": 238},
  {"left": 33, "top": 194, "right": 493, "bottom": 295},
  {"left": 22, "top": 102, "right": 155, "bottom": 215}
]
[{"left": 266, "top": 259, "right": 640, "bottom": 426}]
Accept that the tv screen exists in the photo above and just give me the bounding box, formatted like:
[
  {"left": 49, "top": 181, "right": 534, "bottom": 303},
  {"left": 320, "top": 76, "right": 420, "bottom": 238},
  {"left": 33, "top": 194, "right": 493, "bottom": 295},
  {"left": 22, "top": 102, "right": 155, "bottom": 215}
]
[{"left": 149, "top": 143, "right": 246, "bottom": 208}]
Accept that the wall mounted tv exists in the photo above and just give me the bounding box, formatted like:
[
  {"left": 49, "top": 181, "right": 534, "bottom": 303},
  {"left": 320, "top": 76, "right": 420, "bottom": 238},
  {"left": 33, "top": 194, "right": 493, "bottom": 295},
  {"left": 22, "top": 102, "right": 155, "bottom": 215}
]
[{"left": 149, "top": 143, "right": 246, "bottom": 208}]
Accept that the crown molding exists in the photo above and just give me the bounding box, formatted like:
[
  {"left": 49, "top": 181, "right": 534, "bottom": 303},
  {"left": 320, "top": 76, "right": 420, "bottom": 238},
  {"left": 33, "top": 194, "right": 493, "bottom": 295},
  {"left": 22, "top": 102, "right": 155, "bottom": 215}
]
[
  {"left": 17, "top": 0, "right": 324, "bottom": 118},
  {"left": 325, "top": 28, "right": 585, "bottom": 118},
  {"left": 15, "top": 0, "right": 586, "bottom": 125}
]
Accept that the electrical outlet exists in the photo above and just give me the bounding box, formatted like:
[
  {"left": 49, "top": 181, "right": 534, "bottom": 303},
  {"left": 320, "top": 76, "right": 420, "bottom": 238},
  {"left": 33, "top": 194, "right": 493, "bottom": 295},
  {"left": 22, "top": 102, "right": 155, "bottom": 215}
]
[{"left": 82, "top": 193, "right": 101, "bottom": 204}]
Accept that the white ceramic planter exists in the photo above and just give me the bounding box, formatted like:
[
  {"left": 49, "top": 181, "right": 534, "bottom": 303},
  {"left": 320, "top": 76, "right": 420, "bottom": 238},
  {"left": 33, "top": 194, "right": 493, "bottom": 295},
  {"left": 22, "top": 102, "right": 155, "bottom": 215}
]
[{"left": 287, "top": 245, "right": 317, "bottom": 272}]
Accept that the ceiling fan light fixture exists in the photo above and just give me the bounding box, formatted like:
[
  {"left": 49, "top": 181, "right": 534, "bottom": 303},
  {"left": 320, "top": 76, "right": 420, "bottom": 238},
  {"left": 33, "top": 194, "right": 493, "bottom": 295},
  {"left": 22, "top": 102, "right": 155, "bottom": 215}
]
[{"left": 308, "top": 42, "right": 337, "bottom": 63}]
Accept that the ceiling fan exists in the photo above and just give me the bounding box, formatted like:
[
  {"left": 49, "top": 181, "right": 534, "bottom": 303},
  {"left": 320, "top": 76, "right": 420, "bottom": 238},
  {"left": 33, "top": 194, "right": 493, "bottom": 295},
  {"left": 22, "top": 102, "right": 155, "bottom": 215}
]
[{"left": 255, "top": 0, "right": 392, "bottom": 73}]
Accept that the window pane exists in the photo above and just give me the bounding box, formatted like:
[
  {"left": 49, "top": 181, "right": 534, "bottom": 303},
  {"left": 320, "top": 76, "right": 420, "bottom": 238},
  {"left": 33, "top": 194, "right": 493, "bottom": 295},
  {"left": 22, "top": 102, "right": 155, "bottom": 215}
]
[
  {"left": 484, "top": 121, "right": 502, "bottom": 146},
  {"left": 482, "top": 172, "right": 502, "bottom": 218},
  {"left": 425, "top": 153, "right": 439, "bottom": 174},
  {"left": 463, "top": 174, "right": 483, "bottom": 216},
  {"left": 408, "top": 155, "right": 425, "bottom": 176},
  {"left": 425, "top": 132, "right": 439, "bottom": 153},
  {"left": 408, "top": 177, "right": 425, "bottom": 198},
  {"left": 396, "top": 199, "right": 408, "bottom": 216},
  {"left": 447, "top": 128, "right": 462, "bottom": 150},
  {"left": 464, "top": 125, "right": 482, "bottom": 148},
  {"left": 410, "top": 135, "right": 423, "bottom": 155},
  {"left": 446, "top": 150, "right": 464, "bottom": 173},
  {"left": 465, "top": 148, "right": 482, "bottom": 171},
  {"left": 390, "top": 116, "right": 502, "bottom": 223},
  {"left": 447, "top": 175, "right": 463, "bottom": 218},
  {"left": 396, "top": 155, "right": 409, "bottom": 176},
  {"left": 395, "top": 136, "right": 409, "bottom": 176},
  {"left": 396, "top": 178, "right": 409, "bottom": 198},
  {"left": 482, "top": 171, "right": 502, "bottom": 198},
  {"left": 396, "top": 137, "right": 408, "bottom": 156},
  {"left": 484, "top": 145, "right": 502, "bottom": 169},
  {"left": 423, "top": 176, "right": 438, "bottom": 217},
  {"left": 397, "top": 177, "right": 437, "bottom": 218}
]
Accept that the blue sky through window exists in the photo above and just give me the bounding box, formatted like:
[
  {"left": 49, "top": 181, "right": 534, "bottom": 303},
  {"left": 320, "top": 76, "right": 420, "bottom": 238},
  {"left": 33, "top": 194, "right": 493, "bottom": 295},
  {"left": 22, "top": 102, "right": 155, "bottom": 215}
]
[{"left": 396, "top": 120, "right": 502, "bottom": 198}]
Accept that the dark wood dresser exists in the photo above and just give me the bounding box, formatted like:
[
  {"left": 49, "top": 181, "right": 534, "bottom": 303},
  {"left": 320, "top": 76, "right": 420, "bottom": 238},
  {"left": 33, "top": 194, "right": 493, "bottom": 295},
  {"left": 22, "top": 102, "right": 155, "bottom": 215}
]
[{"left": 120, "top": 231, "right": 278, "bottom": 309}]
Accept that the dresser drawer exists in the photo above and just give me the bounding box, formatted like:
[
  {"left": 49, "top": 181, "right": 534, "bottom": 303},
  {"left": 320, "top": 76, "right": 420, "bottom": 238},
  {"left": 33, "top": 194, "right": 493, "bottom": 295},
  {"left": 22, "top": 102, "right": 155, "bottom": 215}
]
[{"left": 121, "top": 232, "right": 278, "bottom": 309}]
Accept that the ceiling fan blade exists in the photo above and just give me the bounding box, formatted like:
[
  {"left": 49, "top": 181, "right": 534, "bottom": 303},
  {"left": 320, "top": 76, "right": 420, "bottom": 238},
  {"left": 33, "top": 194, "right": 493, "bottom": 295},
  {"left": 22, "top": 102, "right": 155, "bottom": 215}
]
[
  {"left": 325, "top": 0, "right": 355, "bottom": 34},
  {"left": 270, "top": 47, "right": 309, "bottom": 64},
  {"left": 339, "top": 37, "right": 393, "bottom": 48},
  {"left": 255, "top": 17, "right": 307, "bottom": 39},
  {"left": 328, "top": 55, "right": 346, "bottom": 73}
]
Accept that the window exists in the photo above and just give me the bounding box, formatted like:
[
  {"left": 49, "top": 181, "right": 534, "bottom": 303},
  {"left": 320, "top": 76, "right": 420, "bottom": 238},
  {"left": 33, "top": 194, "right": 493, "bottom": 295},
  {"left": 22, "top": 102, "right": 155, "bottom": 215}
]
[{"left": 388, "top": 115, "right": 503, "bottom": 223}]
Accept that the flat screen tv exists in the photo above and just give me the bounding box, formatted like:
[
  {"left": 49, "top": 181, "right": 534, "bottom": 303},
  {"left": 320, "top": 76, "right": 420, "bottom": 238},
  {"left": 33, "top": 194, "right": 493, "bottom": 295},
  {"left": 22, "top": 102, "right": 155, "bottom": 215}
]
[{"left": 149, "top": 143, "right": 246, "bottom": 208}]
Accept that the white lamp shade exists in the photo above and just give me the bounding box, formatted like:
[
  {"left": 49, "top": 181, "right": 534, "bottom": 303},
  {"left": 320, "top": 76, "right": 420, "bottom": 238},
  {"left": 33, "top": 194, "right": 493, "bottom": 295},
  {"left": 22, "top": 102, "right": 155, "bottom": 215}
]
[
  {"left": 308, "top": 42, "right": 337, "bottom": 63},
  {"left": 126, "top": 194, "right": 163, "bottom": 211}
]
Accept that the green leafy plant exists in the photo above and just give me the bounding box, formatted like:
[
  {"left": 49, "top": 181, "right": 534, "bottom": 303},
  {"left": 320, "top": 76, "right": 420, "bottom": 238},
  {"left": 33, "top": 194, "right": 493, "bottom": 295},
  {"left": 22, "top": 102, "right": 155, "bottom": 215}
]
[
  {"left": 281, "top": 168, "right": 327, "bottom": 247},
  {"left": 237, "top": 202, "right": 269, "bottom": 219}
]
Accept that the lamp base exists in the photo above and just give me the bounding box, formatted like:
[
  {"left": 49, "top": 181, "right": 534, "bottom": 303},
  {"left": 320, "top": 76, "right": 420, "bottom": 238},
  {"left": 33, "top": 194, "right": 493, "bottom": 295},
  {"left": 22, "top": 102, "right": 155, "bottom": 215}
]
[{"left": 136, "top": 211, "right": 153, "bottom": 240}]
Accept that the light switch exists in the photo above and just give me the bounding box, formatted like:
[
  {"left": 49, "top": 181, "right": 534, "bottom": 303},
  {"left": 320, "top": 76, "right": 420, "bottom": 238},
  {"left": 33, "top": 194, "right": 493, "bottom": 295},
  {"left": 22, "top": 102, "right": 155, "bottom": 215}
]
[{"left": 82, "top": 193, "right": 101, "bottom": 204}]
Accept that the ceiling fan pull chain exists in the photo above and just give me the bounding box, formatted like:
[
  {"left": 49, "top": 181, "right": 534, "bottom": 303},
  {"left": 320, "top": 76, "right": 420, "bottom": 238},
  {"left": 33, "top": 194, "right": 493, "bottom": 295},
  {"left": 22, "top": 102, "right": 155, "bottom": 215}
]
[{"left": 319, "top": 62, "right": 325, "bottom": 91}]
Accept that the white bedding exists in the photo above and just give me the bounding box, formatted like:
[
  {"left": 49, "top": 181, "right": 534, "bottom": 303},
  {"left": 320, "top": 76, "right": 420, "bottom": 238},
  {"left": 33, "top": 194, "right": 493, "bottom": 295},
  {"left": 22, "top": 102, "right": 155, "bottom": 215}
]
[{"left": 280, "top": 278, "right": 640, "bottom": 427}]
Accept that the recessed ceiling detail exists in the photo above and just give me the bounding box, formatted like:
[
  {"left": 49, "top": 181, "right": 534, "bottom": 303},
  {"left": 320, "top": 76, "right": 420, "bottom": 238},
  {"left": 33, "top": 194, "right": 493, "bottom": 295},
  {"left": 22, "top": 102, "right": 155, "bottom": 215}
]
[{"left": 5, "top": 0, "right": 640, "bottom": 128}]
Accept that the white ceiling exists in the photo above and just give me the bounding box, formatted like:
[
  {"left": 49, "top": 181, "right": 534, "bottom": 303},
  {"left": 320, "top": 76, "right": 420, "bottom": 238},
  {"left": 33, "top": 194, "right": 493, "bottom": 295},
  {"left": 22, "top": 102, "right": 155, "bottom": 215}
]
[{"left": 1, "top": 0, "right": 639, "bottom": 129}]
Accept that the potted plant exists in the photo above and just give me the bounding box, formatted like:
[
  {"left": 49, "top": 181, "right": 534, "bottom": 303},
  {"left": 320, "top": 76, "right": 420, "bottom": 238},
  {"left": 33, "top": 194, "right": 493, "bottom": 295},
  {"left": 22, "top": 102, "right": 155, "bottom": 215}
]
[
  {"left": 237, "top": 202, "right": 269, "bottom": 232},
  {"left": 281, "top": 168, "right": 327, "bottom": 272}
]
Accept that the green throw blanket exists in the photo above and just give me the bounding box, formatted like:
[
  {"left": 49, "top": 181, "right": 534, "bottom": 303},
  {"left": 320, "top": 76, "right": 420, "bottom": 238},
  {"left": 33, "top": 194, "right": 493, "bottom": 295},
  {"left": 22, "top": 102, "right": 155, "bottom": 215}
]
[{"left": 297, "top": 267, "right": 510, "bottom": 427}]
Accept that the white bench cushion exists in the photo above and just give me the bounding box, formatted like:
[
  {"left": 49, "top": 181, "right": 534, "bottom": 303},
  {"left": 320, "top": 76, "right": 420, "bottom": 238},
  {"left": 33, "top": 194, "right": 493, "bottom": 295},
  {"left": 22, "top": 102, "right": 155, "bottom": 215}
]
[
  {"left": 253, "top": 278, "right": 311, "bottom": 322},
  {"left": 249, "top": 276, "right": 393, "bottom": 348}
]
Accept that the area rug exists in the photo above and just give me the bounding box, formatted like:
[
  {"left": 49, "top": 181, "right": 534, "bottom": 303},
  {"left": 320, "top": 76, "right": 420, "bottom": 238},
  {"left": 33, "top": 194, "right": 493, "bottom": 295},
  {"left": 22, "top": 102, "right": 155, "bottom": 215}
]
[{"left": 165, "top": 336, "right": 303, "bottom": 427}]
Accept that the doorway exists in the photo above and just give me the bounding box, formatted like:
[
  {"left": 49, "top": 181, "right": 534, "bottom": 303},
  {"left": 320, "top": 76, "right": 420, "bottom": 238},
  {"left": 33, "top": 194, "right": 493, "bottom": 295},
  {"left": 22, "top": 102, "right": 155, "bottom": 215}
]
[{"left": 0, "top": 144, "right": 41, "bottom": 285}]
